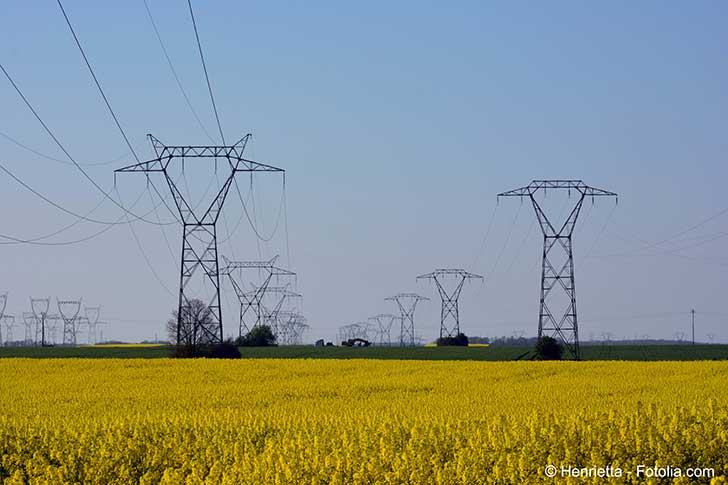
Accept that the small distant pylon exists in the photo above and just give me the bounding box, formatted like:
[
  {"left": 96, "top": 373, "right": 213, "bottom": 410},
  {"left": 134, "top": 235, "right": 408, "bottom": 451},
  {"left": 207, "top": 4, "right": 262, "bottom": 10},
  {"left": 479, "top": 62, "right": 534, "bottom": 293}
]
[
  {"left": 22, "top": 312, "right": 36, "bottom": 345},
  {"left": 84, "top": 306, "right": 106, "bottom": 345},
  {"left": 221, "top": 256, "right": 296, "bottom": 337},
  {"left": 31, "top": 297, "right": 52, "bottom": 346},
  {"left": 417, "top": 269, "right": 483, "bottom": 339},
  {"left": 57, "top": 299, "right": 82, "bottom": 346},
  {"left": 1, "top": 314, "right": 15, "bottom": 345},
  {"left": 385, "top": 293, "right": 429, "bottom": 347},
  {"left": 369, "top": 314, "right": 397, "bottom": 346}
]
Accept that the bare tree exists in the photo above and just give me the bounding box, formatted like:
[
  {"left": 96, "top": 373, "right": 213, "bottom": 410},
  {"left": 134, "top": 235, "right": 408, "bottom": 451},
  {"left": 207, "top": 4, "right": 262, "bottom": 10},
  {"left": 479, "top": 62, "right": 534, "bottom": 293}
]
[{"left": 166, "top": 299, "right": 215, "bottom": 346}]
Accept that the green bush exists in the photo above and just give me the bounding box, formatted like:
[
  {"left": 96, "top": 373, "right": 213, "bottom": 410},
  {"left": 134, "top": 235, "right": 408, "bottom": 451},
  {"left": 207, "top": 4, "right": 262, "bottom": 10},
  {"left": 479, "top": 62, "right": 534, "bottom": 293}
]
[
  {"left": 170, "top": 339, "right": 241, "bottom": 359},
  {"left": 436, "top": 333, "right": 469, "bottom": 346},
  {"left": 237, "top": 325, "right": 277, "bottom": 347},
  {"left": 535, "top": 336, "right": 563, "bottom": 360}
]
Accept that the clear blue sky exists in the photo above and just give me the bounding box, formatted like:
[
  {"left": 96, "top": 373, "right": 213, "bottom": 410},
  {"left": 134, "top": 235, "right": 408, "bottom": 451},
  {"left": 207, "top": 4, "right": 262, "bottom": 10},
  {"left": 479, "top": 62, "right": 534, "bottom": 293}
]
[{"left": 1, "top": 1, "right": 727, "bottom": 343}]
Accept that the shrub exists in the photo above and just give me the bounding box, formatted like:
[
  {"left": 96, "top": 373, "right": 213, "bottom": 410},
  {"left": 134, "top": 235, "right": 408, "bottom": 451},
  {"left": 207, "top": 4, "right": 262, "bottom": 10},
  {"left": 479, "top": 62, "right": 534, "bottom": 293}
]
[
  {"left": 170, "top": 339, "right": 241, "bottom": 359},
  {"left": 238, "top": 325, "right": 277, "bottom": 347},
  {"left": 436, "top": 333, "right": 469, "bottom": 347},
  {"left": 535, "top": 336, "right": 563, "bottom": 360}
]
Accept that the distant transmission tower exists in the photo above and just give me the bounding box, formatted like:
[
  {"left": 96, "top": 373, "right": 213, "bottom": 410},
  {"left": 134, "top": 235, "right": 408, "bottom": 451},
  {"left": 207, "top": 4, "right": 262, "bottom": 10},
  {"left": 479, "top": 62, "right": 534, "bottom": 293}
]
[
  {"left": 221, "top": 255, "right": 295, "bottom": 337},
  {"left": 31, "top": 297, "right": 51, "bottom": 346},
  {"left": 498, "top": 180, "right": 617, "bottom": 359},
  {"left": 276, "top": 311, "right": 308, "bottom": 345},
  {"left": 1, "top": 315, "right": 15, "bottom": 345},
  {"left": 115, "top": 135, "right": 284, "bottom": 345},
  {"left": 0, "top": 293, "right": 6, "bottom": 344},
  {"left": 85, "top": 306, "right": 103, "bottom": 345},
  {"left": 260, "top": 285, "right": 302, "bottom": 337},
  {"left": 369, "top": 314, "right": 397, "bottom": 346},
  {"left": 57, "top": 299, "right": 82, "bottom": 346},
  {"left": 386, "top": 293, "right": 429, "bottom": 346},
  {"left": 417, "top": 269, "right": 483, "bottom": 339},
  {"left": 22, "top": 312, "right": 36, "bottom": 345}
]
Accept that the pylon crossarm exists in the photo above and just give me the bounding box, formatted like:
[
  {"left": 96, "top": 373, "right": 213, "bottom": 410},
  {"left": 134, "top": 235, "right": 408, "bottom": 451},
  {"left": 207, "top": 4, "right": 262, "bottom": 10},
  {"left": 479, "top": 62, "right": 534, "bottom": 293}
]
[
  {"left": 498, "top": 180, "right": 617, "bottom": 197},
  {"left": 221, "top": 255, "right": 279, "bottom": 274}
]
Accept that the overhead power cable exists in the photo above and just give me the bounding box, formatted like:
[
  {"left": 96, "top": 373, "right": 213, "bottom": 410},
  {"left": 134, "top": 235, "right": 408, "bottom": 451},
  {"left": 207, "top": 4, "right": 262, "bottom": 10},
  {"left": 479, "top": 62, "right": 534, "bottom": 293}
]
[
  {"left": 142, "top": 0, "right": 215, "bottom": 144},
  {"left": 187, "top": 0, "right": 225, "bottom": 145},
  {"left": 0, "top": 184, "right": 148, "bottom": 246},
  {"left": 0, "top": 62, "right": 168, "bottom": 226},
  {"left": 0, "top": 161, "right": 174, "bottom": 226},
  {"left": 472, "top": 203, "right": 499, "bottom": 270},
  {"left": 0, "top": 129, "right": 132, "bottom": 167},
  {"left": 56, "top": 0, "right": 141, "bottom": 164}
]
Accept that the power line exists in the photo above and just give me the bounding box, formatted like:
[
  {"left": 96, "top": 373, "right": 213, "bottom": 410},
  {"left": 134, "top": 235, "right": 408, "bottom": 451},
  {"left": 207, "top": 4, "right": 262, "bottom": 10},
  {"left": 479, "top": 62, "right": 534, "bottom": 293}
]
[
  {"left": 186, "top": 0, "right": 225, "bottom": 145},
  {"left": 114, "top": 186, "right": 174, "bottom": 296},
  {"left": 0, "top": 161, "right": 171, "bottom": 226},
  {"left": 471, "top": 203, "right": 498, "bottom": 270},
  {"left": 142, "top": 0, "right": 215, "bottom": 144},
  {"left": 0, "top": 129, "right": 133, "bottom": 167},
  {"left": 0, "top": 186, "right": 143, "bottom": 246},
  {"left": 489, "top": 200, "right": 522, "bottom": 276},
  {"left": 0, "top": 62, "right": 167, "bottom": 226},
  {"left": 232, "top": 175, "right": 286, "bottom": 243},
  {"left": 56, "top": 0, "right": 141, "bottom": 164}
]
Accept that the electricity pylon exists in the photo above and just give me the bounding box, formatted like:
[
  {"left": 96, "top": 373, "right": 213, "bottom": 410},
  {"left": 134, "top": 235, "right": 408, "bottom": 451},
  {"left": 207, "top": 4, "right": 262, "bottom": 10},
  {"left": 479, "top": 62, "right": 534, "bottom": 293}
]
[
  {"left": 259, "top": 285, "right": 302, "bottom": 336},
  {"left": 85, "top": 306, "right": 105, "bottom": 345},
  {"left": 417, "top": 269, "right": 483, "bottom": 339},
  {"left": 339, "top": 322, "right": 372, "bottom": 342},
  {"left": 115, "top": 134, "right": 284, "bottom": 345},
  {"left": 369, "top": 314, "right": 397, "bottom": 346},
  {"left": 22, "top": 312, "right": 36, "bottom": 345},
  {"left": 498, "top": 180, "right": 617, "bottom": 360},
  {"left": 276, "top": 311, "right": 308, "bottom": 345},
  {"left": 31, "top": 297, "right": 51, "bottom": 346},
  {"left": 1, "top": 315, "right": 14, "bottom": 345},
  {"left": 0, "top": 293, "right": 6, "bottom": 344},
  {"left": 57, "top": 299, "right": 82, "bottom": 346},
  {"left": 385, "top": 293, "right": 429, "bottom": 346},
  {"left": 221, "top": 255, "right": 295, "bottom": 337}
]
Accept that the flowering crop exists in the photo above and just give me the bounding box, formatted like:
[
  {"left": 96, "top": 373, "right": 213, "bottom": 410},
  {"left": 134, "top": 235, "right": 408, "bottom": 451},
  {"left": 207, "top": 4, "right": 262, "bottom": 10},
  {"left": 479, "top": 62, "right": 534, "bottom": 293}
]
[{"left": 0, "top": 359, "right": 726, "bottom": 484}]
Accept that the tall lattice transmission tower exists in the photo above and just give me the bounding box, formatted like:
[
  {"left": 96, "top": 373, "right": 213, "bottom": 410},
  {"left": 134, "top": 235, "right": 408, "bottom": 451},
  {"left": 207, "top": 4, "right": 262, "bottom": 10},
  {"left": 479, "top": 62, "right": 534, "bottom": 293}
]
[
  {"left": 1, "top": 315, "right": 14, "bottom": 346},
  {"left": 115, "top": 135, "right": 284, "bottom": 345},
  {"left": 221, "top": 255, "right": 295, "bottom": 338},
  {"left": 57, "top": 299, "right": 82, "bottom": 346},
  {"left": 369, "top": 314, "right": 397, "bottom": 346},
  {"left": 259, "top": 285, "right": 302, "bottom": 337},
  {"left": 0, "top": 293, "right": 6, "bottom": 344},
  {"left": 31, "top": 297, "right": 52, "bottom": 346},
  {"left": 417, "top": 269, "right": 483, "bottom": 339},
  {"left": 386, "top": 293, "right": 429, "bottom": 346},
  {"left": 497, "top": 180, "right": 617, "bottom": 359}
]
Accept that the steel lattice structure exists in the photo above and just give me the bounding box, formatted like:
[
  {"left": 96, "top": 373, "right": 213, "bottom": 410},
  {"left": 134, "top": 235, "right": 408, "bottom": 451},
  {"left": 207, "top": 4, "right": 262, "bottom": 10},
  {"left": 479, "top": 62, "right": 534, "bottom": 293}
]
[
  {"left": 31, "top": 297, "right": 52, "bottom": 346},
  {"left": 275, "top": 311, "right": 308, "bottom": 345},
  {"left": 0, "top": 293, "right": 6, "bottom": 345},
  {"left": 1, "top": 314, "right": 14, "bottom": 345},
  {"left": 255, "top": 285, "right": 302, "bottom": 337},
  {"left": 339, "top": 322, "right": 373, "bottom": 342},
  {"left": 417, "top": 269, "right": 483, "bottom": 339},
  {"left": 115, "top": 134, "right": 284, "bottom": 345},
  {"left": 22, "top": 312, "right": 36, "bottom": 345},
  {"left": 385, "top": 293, "right": 429, "bottom": 346},
  {"left": 221, "top": 255, "right": 296, "bottom": 337},
  {"left": 369, "top": 314, "right": 397, "bottom": 346},
  {"left": 57, "top": 299, "right": 81, "bottom": 346},
  {"left": 498, "top": 180, "right": 617, "bottom": 359},
  {"left": 84, "top": 306, "right": 106, "bottom": 345}
]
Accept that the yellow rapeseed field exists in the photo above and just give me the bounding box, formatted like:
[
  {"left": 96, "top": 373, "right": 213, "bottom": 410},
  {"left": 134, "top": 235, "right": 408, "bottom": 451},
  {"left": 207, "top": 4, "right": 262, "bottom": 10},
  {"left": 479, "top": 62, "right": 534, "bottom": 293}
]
[{"left": 0, "top": 359, "right": 726, "bottom": 484}]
